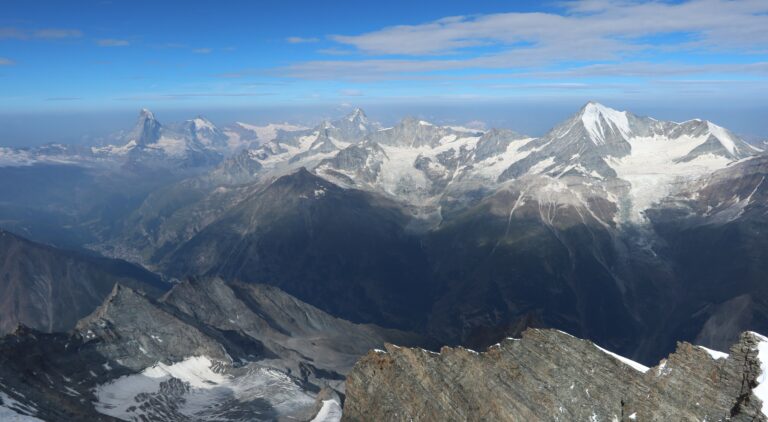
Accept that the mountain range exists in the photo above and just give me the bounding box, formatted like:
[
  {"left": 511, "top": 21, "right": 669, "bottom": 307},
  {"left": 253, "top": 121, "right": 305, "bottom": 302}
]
[
  {"left": 78, "top": 102, "right": 766, "bottom": 359},
  {"left": 1, "top": 102, "right": 767, "bottom": 420}
]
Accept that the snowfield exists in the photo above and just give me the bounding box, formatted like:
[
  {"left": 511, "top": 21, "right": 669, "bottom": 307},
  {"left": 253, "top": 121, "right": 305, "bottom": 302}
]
[{"left": 94, "top": 356, "right": 317, "bottom": 421}]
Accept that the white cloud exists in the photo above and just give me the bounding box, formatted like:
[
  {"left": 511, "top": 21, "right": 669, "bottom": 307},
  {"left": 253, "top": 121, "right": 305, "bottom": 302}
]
[
  {"left": 330, "top": 1, "right": 768, "bottom": 56},
  {"left": 115, "top": 92, "right": 274, "bottom": 101},
  {"left": 192, "top": 48, "right": 213, "bottom": 54},
  {"left": 281, "top": 59, "right": 768, "bottom": 82},
  {"left": 97, "top": 38, "right": 129, "bottom": 47},
  {"left": 277, "top": 0, "right": 768, "bottom": 82},
  {"left": 339, "top": 89, "right": 364, "bottom": 97},
  {"left": 286, "top": 36, "right": 319, "bottom": 44},
  {"left": 34, "top": 28, "right": 83, "bottom": 39},
  {"left": 0, "top": 57, "right": 14, "bottom": 66},
  {"left": 0, "top": 27, "right": 83, "bottom": 40}
]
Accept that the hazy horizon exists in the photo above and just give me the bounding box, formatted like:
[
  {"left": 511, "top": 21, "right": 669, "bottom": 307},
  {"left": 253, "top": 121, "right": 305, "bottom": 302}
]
[{"left": 1, "top": 99, "right": 766, "bottom": 147}]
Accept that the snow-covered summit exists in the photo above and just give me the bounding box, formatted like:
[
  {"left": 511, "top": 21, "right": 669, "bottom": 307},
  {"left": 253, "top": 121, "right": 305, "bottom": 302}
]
[
  {"left": 190, "top": 116, "right": 215, "bottom": 131},
  {"left": 579, "top": 101, "right": 632, "bottom": 145},
  {"left": 139, "top": 108, "right": 155, "bottom": 120},
  {"left": 346, "top": 107, "right": 369, "bottom": 124}
]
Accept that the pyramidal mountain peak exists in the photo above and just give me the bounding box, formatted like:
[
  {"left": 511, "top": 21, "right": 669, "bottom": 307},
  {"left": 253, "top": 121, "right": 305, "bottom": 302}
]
[
  {"left": 346, "top": 107, "right": 368, "bottom": 122},
  {"left": 570, "top": 101, "right": 633, "bottom": 146},
  {"left": 129, "top": 107, "right": 163, "bottom": 146},
  {"left": 139, "top": 108, "right": 155, "bottom": 119}
]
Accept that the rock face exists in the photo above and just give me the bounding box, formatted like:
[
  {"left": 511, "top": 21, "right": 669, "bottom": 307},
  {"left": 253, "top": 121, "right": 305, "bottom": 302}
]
[
  {"left": 0, "top": 229, "right": 168, "bottom": 335},
  {"left": 343, "top": 329, "right": 767, "bottom": 421}
]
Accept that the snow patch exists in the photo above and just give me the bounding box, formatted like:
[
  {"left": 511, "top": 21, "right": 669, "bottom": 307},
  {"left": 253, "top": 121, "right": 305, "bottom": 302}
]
[
  {"left": 609, "top": 134, "right": 732, "bottom": 223},
  {"left": 528, "top": 156, "right": 556, "bottom": 175},
  {"left": 0, "top": 391, "right": 42, "bottom": 421},
  {"left": 707, "top": 122, "right": 736, "bottom": 155},
  {"left": 750, "top": 332, "right": 768, "bottom": 417},
  {"left": 150, "top": 136, "right": 188, "bottom": 157},
  {"left": 192, "top": 118, "right": 215, "bottom": 131},
  {"left": 310, "top": 399, "right": 342, "bottom": 422},
  {"left": 91, "top": 140, "right": 138, "bottom": 156},
  {"left": 594, "top": 345, "right": 650, "bottom": 373},
  {"left": 95, "top": 356, "right": 314, "bottom": 420},
  {"left": 697, "top": 345, "right": 728, "bottom": 360},
  {"left": 237, "top": 122, "right": 308, "bottom": 143}
]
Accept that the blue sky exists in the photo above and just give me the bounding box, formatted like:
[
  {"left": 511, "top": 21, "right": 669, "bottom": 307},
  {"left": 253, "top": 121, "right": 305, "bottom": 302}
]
[{"left": 1, "top": 0, "right": 767, "bottom": 144}]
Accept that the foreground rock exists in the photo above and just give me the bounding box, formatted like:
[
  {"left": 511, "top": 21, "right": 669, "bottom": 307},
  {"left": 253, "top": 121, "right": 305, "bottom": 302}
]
[
  {"left": 0, "top": 278, "right": 421, "bottom": 421},
  {"left": 344, "top": 329, "right": 768, "bottom": 421}
]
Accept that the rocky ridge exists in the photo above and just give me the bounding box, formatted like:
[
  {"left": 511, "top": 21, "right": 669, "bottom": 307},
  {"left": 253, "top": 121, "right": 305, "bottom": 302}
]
[{"left": 344, "top": 328, "right": 768, "bottom": 421}]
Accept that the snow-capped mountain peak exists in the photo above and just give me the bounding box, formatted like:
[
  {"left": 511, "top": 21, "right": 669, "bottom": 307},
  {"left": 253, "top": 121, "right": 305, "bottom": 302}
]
[
  {"left": 579, "top": 101, "right": 632, "bottom": 145},
  {"left": 129, "top": 108, "right": 162, "bottom": 146},
  {"left": 346, "top": 107, "right": 369, "bottom": 124},
  {"left": 139, "top": 108, "right": 155, "bottom": 120},
  {"left": 190, "top": 116, "right": 216, "bottom": 131}
]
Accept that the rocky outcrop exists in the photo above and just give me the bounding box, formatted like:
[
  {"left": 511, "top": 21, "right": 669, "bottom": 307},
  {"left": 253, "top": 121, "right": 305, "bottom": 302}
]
[
  {"left": 343, "top": 329, "right": 767, "bottom": 421},
  {"left": 75, "top": 283, "right": 248, "bottom": 371}
]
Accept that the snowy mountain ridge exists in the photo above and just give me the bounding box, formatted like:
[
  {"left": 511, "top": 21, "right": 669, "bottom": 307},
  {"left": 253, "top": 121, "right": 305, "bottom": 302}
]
[
  {"left": 0, "top": 103, "right": 762, "bottom": 225},
  {"left": 207, "top": 102, "right": 760, "bottom": 226}
]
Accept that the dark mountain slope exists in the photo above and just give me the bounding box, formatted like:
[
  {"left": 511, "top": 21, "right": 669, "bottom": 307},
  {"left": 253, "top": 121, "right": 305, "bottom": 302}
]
[
  {"left": 423, "top": 181, "right": 652, "bottom": 356},
  {"left": 0, "top": 229, "right": 168, "bottom": 334},
  {"left": 647, "top": 155, "right": 768, "bottom": 351},
  {"left": 160, "top": 168, "right": 434, "bottom": 330}
]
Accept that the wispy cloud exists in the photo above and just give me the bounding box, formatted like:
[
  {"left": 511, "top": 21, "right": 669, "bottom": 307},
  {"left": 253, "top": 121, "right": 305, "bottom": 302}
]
[
  {"left": 488, "top": 82, "right": 594, "bottom": 90},
  {"left": 0, "top": 27, "right": 82, "bottom": 40},
  {"left": 0, "top": 28, "right": 25, "bottom": 39},
  {"left": 97, "top": 38, "right": 129, "bottom": 47},
  {"left": 280, "top": 0, "right": 768, "bottom": 82},
  {"left": 331, "top": 1, "right": 768, "bottom": 56},
  {"left": 339, "top": 89, "right": 364, "bottom": 97},
  {"left": 115, "top": 92, "right": 274, "bottom": 100},
  {"left": 317, "top": 48, "right": 353, "bottom": 56},
  {"left": 34, "top": 29, "right": 83, "bottom": 39},
  {"left": 213, "top": 68, "right": 268, "bottom": 79},
  {"left": 0, "top": 57, "right": 14, "bottom": 66},
  {"left": 153, "top": 42, "right": 187, "bottom": 49},
  {"left": 154, "top": 43, "right": 223, "bottom": 54},
  {"left": 286, "top": 36, "right": 319, "bottom": 44},
  {"left": 45, "top": 96, "right": 82, "bottom": 101}
]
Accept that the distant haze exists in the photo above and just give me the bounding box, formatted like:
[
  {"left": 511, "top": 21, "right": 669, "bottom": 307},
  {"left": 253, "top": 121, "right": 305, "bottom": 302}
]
[{"left": 1, "top": 100, "right": 766, "bottom": 147}]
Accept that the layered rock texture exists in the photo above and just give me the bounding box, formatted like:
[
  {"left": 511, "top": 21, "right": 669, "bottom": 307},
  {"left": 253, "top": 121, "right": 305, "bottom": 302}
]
[{"left": 343, "top": 329, "right": 767, "bottom": 421}]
